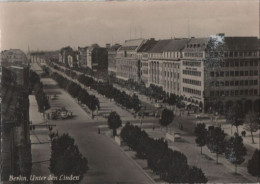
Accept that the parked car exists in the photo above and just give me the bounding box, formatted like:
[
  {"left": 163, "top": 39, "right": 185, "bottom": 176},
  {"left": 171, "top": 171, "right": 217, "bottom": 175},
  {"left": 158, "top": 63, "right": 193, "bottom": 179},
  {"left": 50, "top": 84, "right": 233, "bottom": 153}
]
[{"left": 174, "top": 132, "right": 181, "bottom": 140}]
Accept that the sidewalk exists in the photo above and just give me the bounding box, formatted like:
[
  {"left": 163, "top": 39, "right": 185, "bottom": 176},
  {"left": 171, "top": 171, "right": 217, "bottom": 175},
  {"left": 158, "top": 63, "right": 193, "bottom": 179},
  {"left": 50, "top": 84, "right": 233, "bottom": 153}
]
[
  {"left": 29, "top": 95, "right": 52, "bottom": 184},
  {"left": 198, "top": 116, "right": 260, "bottom": 150},
  {"left": 146, "top": 128, "right": 257, "bottom": 183}
]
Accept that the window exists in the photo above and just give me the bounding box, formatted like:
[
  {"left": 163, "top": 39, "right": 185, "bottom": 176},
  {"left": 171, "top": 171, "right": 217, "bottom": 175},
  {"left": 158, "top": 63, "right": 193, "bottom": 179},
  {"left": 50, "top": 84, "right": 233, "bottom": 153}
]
[
  {"left": 229, "top": 52, "right": 233, "bottom": 57},
  {"left": 240, "top": 80, "right": 244, "bottom": 86},
  {"left": 240, "top": 71, "right": 244, "bottom": 76},
  {"left": 230, "top": 90, "right": 234, "bottom": 96},
  {"left": 234, "top": 52, "right": 238, "bottom": 57},
  {"left": 225, "top": 91, "right": 229, "bottom": 96},
  {"left": 245, "top": 90, "right": 248, "bottom": 95},
  {"left": 210, "top": 91, "right": 214, "bottom": 97},
  {"left": 239, "top": 52, "right": 243, "bottom": 57},
  {"left": 240, "top": 90, "right": 244, "bottom": 95},
  {"left": 254, "top": 80, "right": 258, "bottom": 85},
  {"left": 250, "top": 61, "right": 254, "bottom": 66},
  {"left": 235, "top": 90, "right": 239, "bottom": 96},
  {"left": 225, "top": 81, "right": 229, "bottom": 86},
  {"left": 254, "top": 89, "right": 257, "bottom": 95},
  {"left": 230, "top": 61, "right": 234, "bottom": 67},
  {"left": 235, "top": 81, "right": 239, "bottom": 86},
  {"left": 254, "top": 61, "right": 258, "bottom": 66},
  {"left": 225, "top": 71, "right": 229, "bottom": 76},
  {"left": 230, "top": 71, "right": 234, "bottom": 76},
  {"left": 235, "top": 61, "right": 239, "bottom": 67},
  {"left": 254, "top": 70, "right": 258, "bottom": 76},
  {"left": 245, "top": 80, "right": 248, "bottom": 85},
  {"left": 225, "top": 62, "right": 230, "bottom": 67},
  {"left": 216, "top": 81, "right": 219, "bottom": 87},
  {"left": 210, "top": 72, "right": 214, "bottom": 77},
  {"left": 240, "top": 61, "right": 244, "bottom": 66},
  {"left": 220, "top": 72, "right": 224, "bottom": 77},
  {"left": 250, "top": 70, "right": 253, "bottom": 76},
  {"left": 235, "top": 71, "right": 239, "bottom": 76},
  {"left": 245, "top": 71, "right": 249, "bottom": 76},
  {"left": 230, "top": 81, "right": 234, "bottom": 86}
]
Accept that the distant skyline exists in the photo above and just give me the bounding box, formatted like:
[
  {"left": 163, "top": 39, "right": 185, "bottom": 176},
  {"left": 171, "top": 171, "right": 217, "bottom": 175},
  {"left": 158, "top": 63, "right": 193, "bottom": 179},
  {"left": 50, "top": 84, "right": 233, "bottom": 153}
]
[{"left": 0, "top": 0, "right": 259, "bottom": 52}]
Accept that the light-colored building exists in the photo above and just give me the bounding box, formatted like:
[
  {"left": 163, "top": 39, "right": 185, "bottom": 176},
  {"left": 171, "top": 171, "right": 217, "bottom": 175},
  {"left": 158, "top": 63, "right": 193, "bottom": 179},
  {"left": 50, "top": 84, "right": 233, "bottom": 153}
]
[
  {"left": 1, "top": 49, "right": 28, "bottom": 66},
  {"left": 182, "top": 35, "right": 260, "bottom": 113},
  {"left": 181, "top": 37, "right": 209, "bottom": 106},
  {"left": 108, "top": 44, "right": 121, "bottom": 75},
  {"left": 115, "top": 39, "right": 145, "bottom": 81},
  {"left": 138, "top": 38, "right": 158, "bottom": 85},
  {"left": 147, "top": 39, "right": 189, "bottom": 95}
]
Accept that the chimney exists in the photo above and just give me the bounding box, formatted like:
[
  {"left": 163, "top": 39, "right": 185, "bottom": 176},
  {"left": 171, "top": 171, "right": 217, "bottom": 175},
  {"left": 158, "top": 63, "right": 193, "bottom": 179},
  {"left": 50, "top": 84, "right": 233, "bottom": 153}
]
[{"left": 106, "top": 44, "right": 111, "bottom": 49}]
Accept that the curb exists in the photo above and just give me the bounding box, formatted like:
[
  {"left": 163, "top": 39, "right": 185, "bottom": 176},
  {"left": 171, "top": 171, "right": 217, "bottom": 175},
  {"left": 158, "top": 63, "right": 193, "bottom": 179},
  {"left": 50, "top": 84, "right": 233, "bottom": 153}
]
[{"left": 104, "top": 133, "right": 156, "bottom": 184}]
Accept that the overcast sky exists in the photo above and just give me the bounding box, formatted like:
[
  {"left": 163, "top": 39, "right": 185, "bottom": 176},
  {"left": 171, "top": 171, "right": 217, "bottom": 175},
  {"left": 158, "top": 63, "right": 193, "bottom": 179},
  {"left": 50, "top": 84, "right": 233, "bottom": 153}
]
[{"left": 0, "top": 0, "right": 259, "bottom": 52}]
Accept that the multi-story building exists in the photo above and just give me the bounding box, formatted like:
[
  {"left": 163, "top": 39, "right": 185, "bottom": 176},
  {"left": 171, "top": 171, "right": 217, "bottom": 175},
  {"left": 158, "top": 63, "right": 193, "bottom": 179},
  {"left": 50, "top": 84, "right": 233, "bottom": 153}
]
[
  {"left": 138, "top": 38, "right": 158, "bottom": 85},
  {"left": 59, "top": 46, "right": 75, "bottom": 66},
  {"left": 1, "top": 66, "right": 31, "bottom": 182},
  {"left": 108, "top": 44, "right": 121, "bottom": 75},
  {"left": 147, "top": 38, "right": 189, "bottom": 95},
  {"left": 77, "top": 46, "right": 88, "bottom": 68},
  {"left": 204, "top": 36, "right": 259, "bottom": 114},
  {"left": 115, "top": 39, "right": 146, "bottom": 81},
  {"left": 181, "top": 37, "right": 209, "bottom": 107},
  {"left": 86, "top": 44, "right": 108, "bottom": 72},
  {"left": 1, "top": 49, "right": 29, "bottom": 67},
  {"left": 182, "top": 35, "right": 260, "bottom": 113}
]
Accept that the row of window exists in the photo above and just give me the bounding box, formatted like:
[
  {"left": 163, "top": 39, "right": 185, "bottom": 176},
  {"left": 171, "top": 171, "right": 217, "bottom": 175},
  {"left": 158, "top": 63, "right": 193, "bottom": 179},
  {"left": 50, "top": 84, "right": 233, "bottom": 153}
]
[
  {"left": 183, "top": 61, "right": 201, "bottom": 67},
  {"left": 210, "top": 89, "right": 258, "bottom": 97},
  {"left": 183, "top": 78, "right": 202, "bottom": 86},
  {"left": 208, "top": 60, "right": 259, "bottom": 68},
  {"left": 210, "top": 70, "right": 259, "bottom": 77},
  {"left": 183, "top": 70, "right": 202, "bottom": 77},
  {"left": 164, "top": 71, "right": 180, "bottom": 79},
  {"left": 184, "top": 52, "right": 203, "bottom": 58},
  {"left": 207, "top": 51, "right": 258, "bottom": 58},
  {"left": 210, "top": 80, "right": 258, "bottom": 87},
  {"left": 183, "top": 87, "right": 202, "bottom": 96}
]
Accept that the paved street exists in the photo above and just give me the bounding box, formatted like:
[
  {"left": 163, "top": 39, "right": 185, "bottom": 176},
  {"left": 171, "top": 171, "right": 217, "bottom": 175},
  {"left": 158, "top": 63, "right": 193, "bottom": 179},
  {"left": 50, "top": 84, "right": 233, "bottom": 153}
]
[
  {"left": 33, "top": 63, "right": 259, "bottom": 183},
  {"left": 40, "top": 77, "right": 154, "bottom": 183}
]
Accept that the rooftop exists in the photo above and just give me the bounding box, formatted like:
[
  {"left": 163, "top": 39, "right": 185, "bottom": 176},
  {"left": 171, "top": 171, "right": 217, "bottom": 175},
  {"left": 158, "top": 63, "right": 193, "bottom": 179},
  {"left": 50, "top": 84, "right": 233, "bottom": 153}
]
[{"left": 148, "top": 39, "right": 172, "bottom": 53}]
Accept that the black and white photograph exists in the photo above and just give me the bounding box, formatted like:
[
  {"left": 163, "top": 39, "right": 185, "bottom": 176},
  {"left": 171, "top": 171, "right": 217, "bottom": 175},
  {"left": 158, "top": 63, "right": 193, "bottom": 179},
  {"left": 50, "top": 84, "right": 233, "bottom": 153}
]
[{"left": 0, "top": 0, "right": 259, "bottom": 183}]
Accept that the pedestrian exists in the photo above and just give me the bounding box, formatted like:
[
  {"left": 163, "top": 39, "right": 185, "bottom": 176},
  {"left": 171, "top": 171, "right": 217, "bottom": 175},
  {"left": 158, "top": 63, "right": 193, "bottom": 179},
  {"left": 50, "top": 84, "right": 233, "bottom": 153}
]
[{"left": 98, "top": 128, "right": 101, "bottom": 134}]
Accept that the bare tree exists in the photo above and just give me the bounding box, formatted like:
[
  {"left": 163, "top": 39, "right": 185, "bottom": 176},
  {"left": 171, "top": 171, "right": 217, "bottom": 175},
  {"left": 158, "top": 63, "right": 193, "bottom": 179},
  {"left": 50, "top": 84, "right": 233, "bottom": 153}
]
[{"left": 244, "top": 112, "right": 259, "bottom": 144}]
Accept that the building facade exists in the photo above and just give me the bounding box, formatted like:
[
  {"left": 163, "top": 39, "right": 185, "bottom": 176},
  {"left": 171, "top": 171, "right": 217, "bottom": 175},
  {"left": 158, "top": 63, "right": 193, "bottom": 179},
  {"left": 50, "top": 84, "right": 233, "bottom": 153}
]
[
  {"left": 108, "top": 44, "right": 121, "bottom": 75},
  {"left": 77, "top": 47, "right": 88, "bottom": 68},
  {"left": 147, "top": 39, "right": 189, "bottom": 95},
  {"left": 87, "top": 44, "right": 108, "bottom": 72},
  {"left": 204, "top": 36, "right": 260, "bottom": 114},
  {"left": 115, "top": 39, "right": 146, "bottom": 81}
]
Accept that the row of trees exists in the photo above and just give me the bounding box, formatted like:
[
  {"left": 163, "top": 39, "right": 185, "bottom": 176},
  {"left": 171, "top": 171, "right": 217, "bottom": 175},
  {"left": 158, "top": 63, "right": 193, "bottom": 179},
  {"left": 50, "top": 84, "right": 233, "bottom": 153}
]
[
  {"left": 77, "top": 74, "right": 142, "bottom": 112},
  {"left": 194, "top": 123, "right": 247, "bottom": 174},
  {"left": 52, "top": 64, "right": 142, "bottom": 113},
  {"left": 29, "top": 71, "right": 50, "bottom": 112},
  {"left": 51, "top": 72, "right": 100, "bottom": 118},
  {"left": 49, "top": 132, "right": 88, "bottom": 184},
  {"left": 121, "top": 123, "right": 208, "bottom": 183}
]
